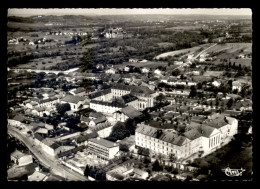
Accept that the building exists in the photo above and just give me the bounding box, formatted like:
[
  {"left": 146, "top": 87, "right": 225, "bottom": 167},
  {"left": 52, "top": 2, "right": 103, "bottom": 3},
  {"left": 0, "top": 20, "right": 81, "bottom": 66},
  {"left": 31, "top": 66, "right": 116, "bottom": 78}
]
[
  {"left": 92, "top": 122, "right": 113, "bottom": 138},
  {"left": 111, "top": 83, "right": 156, "bottom": 110},
  {"left": 141, "top": 67, "right": 150, "bottom": 74},
  {"left": 135, "top": 114, "right": 238, "bottom": 160},
  {"left": 113, "top": 106, "right": 143, "bottom": 122},
  {"left": 90, "top": 100, "right": 125, "bottom": 113},
  {"left": 232, "top": 81, "right": 242, "bottom": 92},
  {"left": 106, "top": 166, "right": 149, "bottom": 181},
  {"left": 69, "top": 87, "right": 86, "bottom": 96},
  {"left": 89, "top": 116, "right": 107, "bottom": 127},
  {"left": 88, "top": 137, "right": 119, "bottom": 160},
  {"left": 61, "top": 95, "right": 86, "bottom": 111},
  {"left": 34, "top": 134, "right": 65, "bottom": 157},
  {"left": 10, "top": 150, "right": 33, "bottom": 166},
  {"left": 28, "top": 171, "right": 48, "bottom": 181},
  {"left": 8, "top": 114, "right": 28, "bottom": 127},
  {"left": 105, "top": 68, "right": 117, "bottom": 74}
]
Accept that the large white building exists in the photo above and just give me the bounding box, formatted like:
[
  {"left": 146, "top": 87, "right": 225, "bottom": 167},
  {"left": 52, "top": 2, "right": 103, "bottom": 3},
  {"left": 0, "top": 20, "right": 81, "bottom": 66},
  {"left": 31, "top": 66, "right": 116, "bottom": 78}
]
[
  {"left": 88, "top": 137, "right": 120, "bottom": 160},
  {"left": 89, "top": 84, "right": 156, "bottom": 113},
  {"left": 110, "top": 84, "right": 156, "bottom": 110},
  {"left": 135, "top": 114, "right": 238, "bottom": 160}
]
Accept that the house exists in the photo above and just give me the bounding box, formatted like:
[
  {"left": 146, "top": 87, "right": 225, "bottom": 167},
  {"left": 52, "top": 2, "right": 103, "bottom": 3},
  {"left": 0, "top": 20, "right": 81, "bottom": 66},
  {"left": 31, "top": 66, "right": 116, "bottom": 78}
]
[
  {"left": 141, "top": 67, "right": 150, "bottom": 74},
  {"left": 105, "top": 68, "right": 117, "bottom": 74},
  {"left": 96, "top": 64, "right": 104, "bottom": 70},
  {"left": 129, "top": 58, "right": 139, "bottom": 63},
  {"left": 89, "top": 116, "right": 107, "bottom": 127},
  {"left": 76, "top": 133, "right": 98, "bottom": 146},
  {"left": 92, "top": 122, "right": 113, "bottom": 138},
  {"left": 89, "top": 112, "right": 105, "bottom": 119},
  {"left": 212, "top": 81, "right": 221, "bottom": 87},
  {"left": 80, "top": 115, "right": 91, "bottom": 125},
  {"left": 232, "top": 81, "right": 242, "bottom": 92},
  {"left": 106, "top": 166, "right": 149, "bottom": 181},
  {"left": 61, "top": 95, "right": 86, "bottom": 111},
  {"left": 113, "top": 106, "right": 143, "bottom": 122},
  {"left": 7, "top": 114, "right": 27, "bottom": 127},
  {"left": 25, "top": 101, "right": 39, "bottom": 109},
  {"left": 28, "top": 171, "right": 48, "bottom": 181},
  {"left": 69, "top": 87, "right": 86, "bottom": 96},
  {"left": 10, "top": 150, "right": 33, "bottom": 166},
  {"left": 88, "top": 137, "right": 120, "bottom": 160},
  {"left": 154, "top": 69, "right": 162, "bottom": 75}
]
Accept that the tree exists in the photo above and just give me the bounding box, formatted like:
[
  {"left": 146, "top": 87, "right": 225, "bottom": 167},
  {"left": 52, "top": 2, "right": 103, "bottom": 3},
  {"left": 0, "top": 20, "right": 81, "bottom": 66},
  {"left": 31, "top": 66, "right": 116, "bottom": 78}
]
[
  {"left": 56, "top": 103, "right": 71, "bottom": 115},
  {"left": 189, "top": 85, "right": 197, "bottom": 98},
  {"left": 169, "top": 153, "right": 177, "bottom": 162},
  {"left": 152, "top": 160, "right": 162, "bottom": 172},
  {"left": 84, "top": 165, "right": 90, "bottom": 177},
  {"left": 143, "top": 157, "right": 151, "bottom": 164},
  {"left": 227, "top": 98, "right": 234, "bottom": 109}
]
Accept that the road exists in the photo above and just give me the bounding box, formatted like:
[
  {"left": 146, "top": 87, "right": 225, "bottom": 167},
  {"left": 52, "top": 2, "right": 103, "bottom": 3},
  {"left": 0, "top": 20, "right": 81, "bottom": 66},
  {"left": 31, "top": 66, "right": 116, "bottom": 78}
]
[
  {"left": 8, "top": 125, "right": 88, "bottom": 181},
  {"left": 9, "top": 67, "right": 79, "bottom": 75},
  {"left": 193, "top": 43, "right": 217, "bottom": 59}
]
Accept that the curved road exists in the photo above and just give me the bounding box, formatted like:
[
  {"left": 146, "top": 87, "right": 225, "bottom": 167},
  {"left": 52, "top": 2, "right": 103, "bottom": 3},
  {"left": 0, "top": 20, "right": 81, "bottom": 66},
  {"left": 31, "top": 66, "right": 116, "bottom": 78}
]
[
  {"left": 8, "top": 126, "right": 88, "bottom": 181},
  {"left": 193, "top": 43, "right": 217, "bottom": 59}
]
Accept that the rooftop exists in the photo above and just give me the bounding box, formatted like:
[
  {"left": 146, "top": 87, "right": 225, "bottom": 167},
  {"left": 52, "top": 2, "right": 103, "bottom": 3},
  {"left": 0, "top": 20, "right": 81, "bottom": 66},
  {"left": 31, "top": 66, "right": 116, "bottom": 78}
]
[
  {"left": 120, "top": 106, "right": 143, "bottom": 119},
  {"left": 62, "top": 95, "right": 85, "bottom": 104},
  {"left": 11, "top": 150, "right": 26, "bottom": 159},
  {"left": 88, "top": 137, "right": 119, "bottom": 148}
]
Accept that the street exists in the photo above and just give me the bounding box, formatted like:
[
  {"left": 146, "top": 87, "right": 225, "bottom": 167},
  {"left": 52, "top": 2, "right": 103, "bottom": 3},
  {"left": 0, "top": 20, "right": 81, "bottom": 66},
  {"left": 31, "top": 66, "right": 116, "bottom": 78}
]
[{"left": 8, "top": 125, "right": 88, "bottom": 181}]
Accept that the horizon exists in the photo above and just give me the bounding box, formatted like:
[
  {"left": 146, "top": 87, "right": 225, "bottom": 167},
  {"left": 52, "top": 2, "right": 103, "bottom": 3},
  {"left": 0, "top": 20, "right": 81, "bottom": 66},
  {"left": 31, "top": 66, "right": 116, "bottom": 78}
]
[{"left": 8, "top": 8, "right": 252, "bottom": 17}]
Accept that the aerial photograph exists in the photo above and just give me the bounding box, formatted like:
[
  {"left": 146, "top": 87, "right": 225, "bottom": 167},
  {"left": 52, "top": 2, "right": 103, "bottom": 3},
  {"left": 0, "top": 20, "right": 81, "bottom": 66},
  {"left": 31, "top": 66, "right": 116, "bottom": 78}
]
[{"left": 7, "top": 8, "right": 252, "bottom": 181}]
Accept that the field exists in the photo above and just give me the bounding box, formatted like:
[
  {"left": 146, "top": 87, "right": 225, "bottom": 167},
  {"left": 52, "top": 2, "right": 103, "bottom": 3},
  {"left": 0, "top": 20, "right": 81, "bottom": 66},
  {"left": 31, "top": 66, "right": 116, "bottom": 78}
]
[
  {"left": 114, "top": 61, "right": 168, "bottom": 69},
  {"left": 202, "top": 43, "right": 252, "bottom": 58},
  {"left": 154, "top": 43, "right": 212, "bottom": 60},
  {"left": 157, "top": 42, "right": 176, "bottom": 48},
  {"left": 165, "top": 24, "right": 207, "bottom": 31},
  {"left": 213, "top": 58, "right": 252, "bottom": 68}
]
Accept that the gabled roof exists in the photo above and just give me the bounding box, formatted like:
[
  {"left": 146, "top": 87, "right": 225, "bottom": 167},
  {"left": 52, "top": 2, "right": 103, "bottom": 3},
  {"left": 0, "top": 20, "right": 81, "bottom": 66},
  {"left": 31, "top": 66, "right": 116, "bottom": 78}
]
[
  {"left": 136, "top": 124, "right": 189, "bottom": 146},
  {"left": 73, "top": 87, "right": 85, "bottom": 94},
  {"left": 120, "top": 94, "right": 138, "bottom": 104},
  {"left": 62, "top": 95, "right": 85, "bottom": 104},
  {"left": 80, "top": 115, "right": 90, "bottom": 122},
  {"left": 89, "top": 112, "right": 105, "bottom": 119},
  {"left": 120, "top": 106, "right": 143, "bottom": 119},
  {"left": 91, "top": 116, "right": 107, "bottom": 124},
  {"left": 34, "top": 133, "right": 44, "bottom": 141},
  {"left": 12, "top": 114, "right": 26, "bottom": 122},
  {"left": 11, "top": 150, "right": 25, "bottom": 159},
  {"left": 89, "top": 89, "right": 111, "bottom": 99}
]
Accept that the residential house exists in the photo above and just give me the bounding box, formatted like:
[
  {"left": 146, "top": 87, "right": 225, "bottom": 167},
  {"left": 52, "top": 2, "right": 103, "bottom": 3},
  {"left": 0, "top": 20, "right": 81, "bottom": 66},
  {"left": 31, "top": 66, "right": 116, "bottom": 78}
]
[
  {"left": 61, "top": 95, "right": 86, "bottom": 111},
  {"left": 106, "top": 68, "right": 117, "bottom": 74},
  {"left": 113, "top": 106, "right": 143, "bottom": 122},
  {"left": 106, "top": 166, "right": 149, "bottom": 181},
  {"left": 89, "top": 117, "right": 107, "bottom": 128},
  {"left": 10, "top": 150, "right": 33, "bottom": 166},
  {"left": 232, "top": 81, "right": 242, "bottom": 92}
]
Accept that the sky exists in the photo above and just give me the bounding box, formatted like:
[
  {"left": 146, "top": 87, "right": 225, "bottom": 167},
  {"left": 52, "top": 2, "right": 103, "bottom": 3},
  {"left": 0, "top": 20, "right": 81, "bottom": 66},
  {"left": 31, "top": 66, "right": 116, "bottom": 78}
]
[{"left": 8, "top": 8, "right": 252, "bottom": 16}]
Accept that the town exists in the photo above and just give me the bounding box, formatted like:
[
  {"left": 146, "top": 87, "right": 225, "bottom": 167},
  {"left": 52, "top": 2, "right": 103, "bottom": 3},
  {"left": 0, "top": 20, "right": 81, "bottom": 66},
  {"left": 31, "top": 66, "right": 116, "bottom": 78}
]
[{"left": 7, "top": 9, "right": 252, "bottom": 181}]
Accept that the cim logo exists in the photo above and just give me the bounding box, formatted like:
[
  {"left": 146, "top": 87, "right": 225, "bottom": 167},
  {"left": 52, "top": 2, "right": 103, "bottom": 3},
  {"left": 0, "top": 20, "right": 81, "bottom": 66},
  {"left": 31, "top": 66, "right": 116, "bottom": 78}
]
[{"left": 222, "top": 167, "right": 245, "bottom": 177}]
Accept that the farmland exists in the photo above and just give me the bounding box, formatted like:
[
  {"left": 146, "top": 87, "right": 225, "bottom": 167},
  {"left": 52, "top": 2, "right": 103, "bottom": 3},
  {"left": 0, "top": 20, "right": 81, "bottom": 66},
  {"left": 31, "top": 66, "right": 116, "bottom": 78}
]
[{"left": 154, "top": 43, "right": 212, "bottom": 60}]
